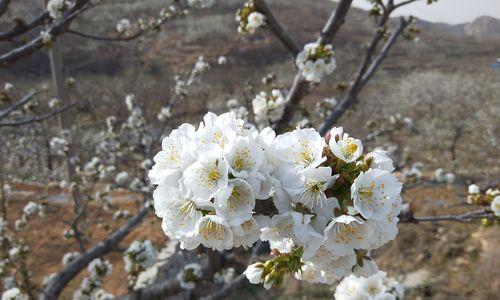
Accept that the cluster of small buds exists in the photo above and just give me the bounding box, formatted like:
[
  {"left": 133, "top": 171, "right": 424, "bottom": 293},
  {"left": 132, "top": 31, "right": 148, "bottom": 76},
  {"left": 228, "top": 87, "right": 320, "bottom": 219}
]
[
  {"left": 217, "top": 56, "right": 227, "bottom": 66},
  {"left": 296, "top": 42, "right": 336, "bottom": 82},
  {"left": 4, "top": 82, "right": 14, "bottom": 93},
  {"left": 315, "top": 97, "right": 337, "bottom": 118},
  {"left": 8, "top": 245, "right": 30, "bottom": 261},
  {"left": 73, "top": 259, "right": 113, "bottom": 300},
  {"left": 213, "top": 267, "right": 236, "bottom": 284},
  {"left": 40, "top": 30, "right": 53, "bottom": 45},
  {"left": 467, "top": 185, "right": 500, "bottom": 217},
  {"left": 123, "top": 240, "right": 158, "bottom": 280},
  {"left": 226, "top": 99, "right": 249, "bottom": 121},
  {"left": 62, "top": 252, "right": 81, "bottom": 266},
  {"left": 236, "top": 1, "right": 266, "bottom": 34},
  {"left": 177, "top": 263, "right": 203, "bottom": 290},
  {"left": 115, "top": 171, "right": 129, "bottom": 185},
  {"left": 116, "top": 18, "right": 132, "bottom": 34},
  {"left": 157, "top": 106, "right": 172, "bottom": 121},
  {"left": 389, "top": 113, "right": 413, "bottom": 129},
  {"left": 434, "top": 168, "right": 455, "bottom": 184},
  {"left": 113, "top": 209, "right": 130, "bottom": 221},
  {"left": 48, "top": 98, "right": 60, "bottom": 109},
  {"left": 12, "top": 202, "right": 46, "bottom": 232},
  {"left": 49, "top": 137, "right": 69, "bottom": 156},
  {"left": 245, "top": 247, "right": 304, "bottom": 289},
  {"left": 63, "top": 228, "right": 75, "bottom": 240},
  {"left": 191, "top": 56, "right": 210, "bottom": 81},
  {"left": 334, "top": 271, "right": 404, "bottom": 300},
  {"left": 46, "top": 0, "right": 71, "bottom": 20},
  {"left": 252, "top": 89, "right": 287, "bottom": 128},
  {"left": 402, "top": 162, "right": 423, "bottom": 182},
  {"left": 1, "top": 287, "right": 28, "bottom": 300}
]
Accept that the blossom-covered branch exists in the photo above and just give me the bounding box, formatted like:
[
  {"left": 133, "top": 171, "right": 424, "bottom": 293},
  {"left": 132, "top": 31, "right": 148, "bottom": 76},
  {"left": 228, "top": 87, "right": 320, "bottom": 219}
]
[
  {"left": 318, "top": 16, "right": 410, "bottom": 135},
  {"left": 0, "top": 0, "right": 93, "bottom": 66},
  {"left": 41, "top": 206, "right": 150, "bottom": 300},
  {"left": 274, "top": 0, "right": 353, "bottom": 132}
]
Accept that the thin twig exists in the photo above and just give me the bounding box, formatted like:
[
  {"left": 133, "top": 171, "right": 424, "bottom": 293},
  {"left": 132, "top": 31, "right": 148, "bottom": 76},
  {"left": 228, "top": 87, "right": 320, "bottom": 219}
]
[
  {"left": 0, "top": 102, "right": 77, "bottom": 126},
  {"left": 318, "top": 17, "right": 409, "bottom": 135},
  {"left": 0, "top": 90, "right": 38, "bottom": 120},
  {"left": 399, "top": 208, "right": 494, "bottom": 223},
  {"left": 67, "top": 29, "right": 142, "bottom": 42},
  {"left": 0, "top": 11, "right": 49, "bottom": 41},
  {"left": 199, "top": 241, "right": 265, "bottom": 300}
]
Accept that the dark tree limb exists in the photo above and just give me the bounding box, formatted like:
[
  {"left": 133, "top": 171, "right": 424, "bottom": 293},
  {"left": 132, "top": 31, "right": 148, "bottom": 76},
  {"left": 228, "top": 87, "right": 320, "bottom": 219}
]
[
  {"left": 0, "top": 90, "right": 38, "bottom": 120},
  {"left": 253, "top": 0, "right": 301, "bottom": 56},
  {"left": 0, "top": 102, "right": 77, "bottom": 126},
  {"left": 318, "top": 17, "right": 409, "bottom": 135},
  {"left": 0, "top": 0, "right": 92, "bottom": 67},
  {"left": 0, "top": 12, "right": 49, "bottom": 41},
  {"left": 399, "top": 208, "right": 495, "bottom": 223},
  {"left": 40, "top": 206, "right": 150, "bottom": 300},
  {"left": 273, "top": 0, "right": 353, "bottom": 132},
  {"left": 67, "top": 29, "right": 143, "bottom": 42},
  {"left": 318, "top": 0, "right": 353, "bottom": 45}
]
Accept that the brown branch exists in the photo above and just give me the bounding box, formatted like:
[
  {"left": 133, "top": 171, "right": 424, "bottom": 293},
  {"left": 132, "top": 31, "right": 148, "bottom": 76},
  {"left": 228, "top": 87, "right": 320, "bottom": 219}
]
[
  {"left": 0, "top": 0, "right": 92, "bottom": 67},
  {"left": 67, "top": 29, "right": 143, "bottom": 42},
  {"left": 253, "top": 0, "right": 301, "bottom": 56},
  {"left": 40, "top": 206, "right": 150, "bottom": 300},
  {"left": 318, "top": 0, "right": 353, "bottom": 45},
  {"left": 0, "top": 12, "right": 49, "bottom": 41},
  {"left": 199, "top": 241, "right": 265, "bottom": 300},
  {"left": 0, "top": 102, "right": 77, "bottom": 126},
  {"left": 0, "top": 90, "right": 38, "bottom": 120},
  {"left": 273, "top": 0, "right": 353, "bottom": 132},
  {"left": 399, "top": 208, "right": 495, "bottom": 223},
  {"left": 318, "top": 16, "right": 409, "bottom": 135}
]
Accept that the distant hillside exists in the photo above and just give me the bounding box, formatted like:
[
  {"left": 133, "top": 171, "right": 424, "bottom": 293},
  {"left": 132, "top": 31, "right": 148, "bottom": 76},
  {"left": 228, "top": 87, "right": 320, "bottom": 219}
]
[{"left": 464, "top": 16, "right": 500, "bottom": 38}]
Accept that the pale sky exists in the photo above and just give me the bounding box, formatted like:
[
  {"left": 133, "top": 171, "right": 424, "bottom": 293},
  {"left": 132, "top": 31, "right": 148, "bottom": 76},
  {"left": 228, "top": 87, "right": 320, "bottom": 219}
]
[{"left": 352, "top": 0, "right": 500, "bottom": 24}]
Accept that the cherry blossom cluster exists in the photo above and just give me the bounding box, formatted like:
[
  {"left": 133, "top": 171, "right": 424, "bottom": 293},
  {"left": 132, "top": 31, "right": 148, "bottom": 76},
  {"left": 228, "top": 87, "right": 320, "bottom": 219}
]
[
  {"left": 73, "top": 258, "right": 113, "bottom": 300},
  {"left": 252, "top": 89, "right": 287, "bottom": 128},
  {"left": 150, "top": 112, "right": 275, "bottom": 251},
  {"left": 236, "top": 1, "right": 266, "bottom": 34},
  {"left": 296, "top": 42, "right": 336, "bottom": 82},
  {"left": 47, "top": 0, "right": 70, "bottom": 20},
  {"left": 467, "top": 185, "right": 500, "bottom": 217},
  {"left": 177, "top": 263, "right": 203, "bottom": 290},
  {"left": 246, "top": 127, "right": 403, "bottom": 288},
  {"left": 334, "top": 271, "right": 404, "bottom": 300},
  {"left": 123, "top": 240, "right": 158, "bottom": 277},
  {"left": 1, "top": 287, "right": 28, "bottom": 300},
  {"left": 149, "top": 112, "right": 403, "bottom": 289}
]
